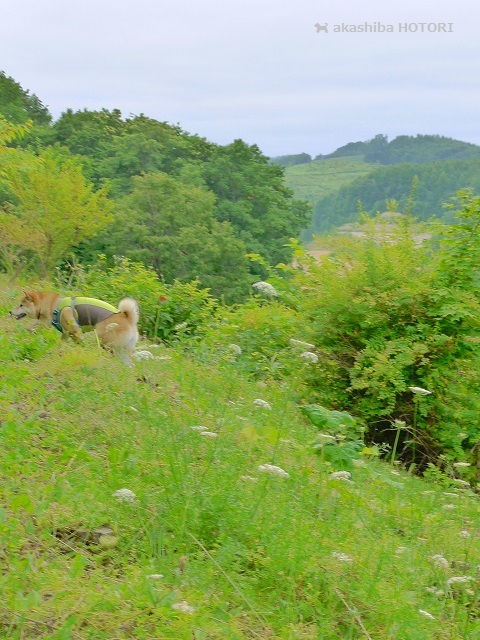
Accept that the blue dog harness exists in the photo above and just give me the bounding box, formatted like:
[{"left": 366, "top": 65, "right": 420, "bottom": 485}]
[{"left": 51, "top": 296, "right": 119, "bottom": 333}]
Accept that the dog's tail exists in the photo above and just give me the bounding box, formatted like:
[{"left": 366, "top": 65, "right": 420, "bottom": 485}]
[{"left": 118, "top": 298, "right": 139, "bottom": 326}]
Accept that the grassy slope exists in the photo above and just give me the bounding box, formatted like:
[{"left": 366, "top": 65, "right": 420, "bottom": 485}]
[
  {"left": 284, "top": 156, "right": 376, "bottom": 210},
  {"left": 1, "top": 282, "right": 480, "bottom": 639}
]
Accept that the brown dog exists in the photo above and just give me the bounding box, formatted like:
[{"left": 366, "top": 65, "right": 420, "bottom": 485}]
[{"left": 11, "top": 290, "right": 139, "bottom": 366}]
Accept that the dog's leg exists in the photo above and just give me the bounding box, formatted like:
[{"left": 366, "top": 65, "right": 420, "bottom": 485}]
[{"left": 61, "top": 308, "right": 83, "bottom": 343}]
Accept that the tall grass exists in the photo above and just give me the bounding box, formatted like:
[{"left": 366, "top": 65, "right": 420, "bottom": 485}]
[{"left": 1, "top": 285, "right": 480, "bottom": 639}]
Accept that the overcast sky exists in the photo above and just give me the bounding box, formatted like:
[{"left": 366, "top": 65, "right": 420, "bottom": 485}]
[{"left": 2, "top": 0, "right": 479, "bottom": 157}]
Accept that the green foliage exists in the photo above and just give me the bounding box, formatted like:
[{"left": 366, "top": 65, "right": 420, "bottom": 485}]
[
  {"left": 300, "top": 404, "right": 362, "bottom": 440},
  {"left": 87, "top": 171, "right": 252, "bottom": 303},
  {"left": 269, "top": 152, "right": 312, "bottom": 167},
  {"left": 0, "top": 145, "right": 114, "bottom": 275},
  {"left": 199, "top": 297, "right": 316, "bottom": 385},
  {"left": 292, "top": 201, "right": 480, "bottom": 461},
  {"left": 202, "top": 139, "right": 311, "bottom": 267},
  {"left": 0, "top": 71, "right": 51, "bottom": 126}
]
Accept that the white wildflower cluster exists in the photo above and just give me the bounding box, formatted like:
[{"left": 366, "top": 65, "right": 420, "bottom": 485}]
[
  {"left": 426, "top": 586, "right": 444, "bottom": 597},
  {"left": 352, "top": 459, "right": 366, "bottom": 467},
  {"left": 451, "top": 478, "right": 470, "bottom": 487},
  {"left": 332, "top": 551, "right": 353, "bottom": 563},
  {"left": 316, "top": 433, "right": 336, "bottom": 444},
  {"left": 112, "top": 488, "right": 137, "bottom": 503},
  {"left": 418, "top": 609, "right": 435, "bottom": 620},
  {"left": 253, "top": 398, "right": 272, "bottom": 410},
  {"left": 174, "top": 321, "right": 188, "bottom": 332},
  {"left": 329, "top": 471, "right": 352, "bottom": 481},
  {"left": 252, "top": 281, "right": 277, "bottom": 296},
  {"left": 459, "top": 530, "right": 471, "bottom": 539},
  {"left": 190, "top": 425, "right": 207, "bottom": 431},
  {"left": 299, "top": 351, "right": 319, "bottom": 364},
  {"left": 258, "top": 464, "right": 290, "bottom": 478},
  {"left": 443, "top": 503, "right": 456, "bottom": 510},
  {"left": 447, "top": 576, "right": 474, "bottom": 587},
  {"left": 241, "top": 475, "right": 258, "bottom": 483},
  {"left": 132, "top": 350, "right": 157, "bottom": 361},
  {"left": 289, "top": 338, "right": 315, "bottom": 349},
  {"left": 172, "top": 600, "right": 196, "bottom": 614},
  {"left": 200, "top": 431, "right": 218, "bottom": 438},
  {"left": 146, "top": 573, "right": 164, "bottom": 580},
  {"left": 453, "top": 462, "right": 471, "bottom": 468},
  {"left": 408, "top": 386, "right": 432, "bottom": 396},
  {"left": 430, "top": 554, "right": 449, "bottom": 570},
  {"left": 228, "top": 344, "right": 242, "bottom": 355}
]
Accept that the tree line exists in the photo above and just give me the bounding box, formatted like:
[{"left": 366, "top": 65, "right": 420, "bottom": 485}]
[{"left": 0, "top": 72, "right": 311, "bottom": 302}]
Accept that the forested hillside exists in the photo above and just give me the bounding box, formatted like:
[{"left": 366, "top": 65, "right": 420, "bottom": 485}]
[{"left": 278, "top": 134, "right": 480, "bottom": 235}]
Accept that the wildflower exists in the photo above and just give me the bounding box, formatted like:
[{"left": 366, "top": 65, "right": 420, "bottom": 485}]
[
  {"left": 174, "top": 321, "right": 188, "bottom": 332},
  {"left": 329, "top": 471, "right": 352, "bottom": 481},
  {"left": 395, "top": 546, "right": 408, "bottom": 555},
  {"left": 228, "top": 344, "right": 242, "bottom": 355},
  {"left": 289, "top": 338, "right": 315, "bottom": 349},
  {"left": 430, "top": 555, "right": 449, "bottom": 570},
  {"left": 316, "top": 433, "right": 336, "bottom": 444},
  {"left": 459, "top": 530, "right": 471, "bottom": 538},
  {"left": 332, "top": 551, "right": 353, "bottom": 563},
  {"left": 147, "top": 574, "right": 164, "bottom": 579},
  {"left": 113, "top": 488, "right": 137, "bottom": 503},
  {"left": 190, "top": 425, "right": 208, "bottom": 431},
  {"left": 258, "top": 464, "right": 290, "bottom": 478},
  {"left": 200, "top": 431, "right": 218, "bottom": 438},
  {"left": 394, "top": 419, "right": 406, "bottom": 429},
  {"left": 419, "top": 609, "right": 435, "bottom": 620},
  {"left": 443, "top": 503, "right": 456, "bottom": 510},
  {"left": 408, "top": 386, "right": 432, "bottom": 396},
  {"left": 443, "top": 492, "right": 459, "bottom": 498},
  {"left": 453, "top": 462, "right": 471, "bottom": 468},
  {"left": 252, "top": 281, "right": 277, "bottom": 296},
  {"left": 352, "top": 459, "right": 366, "bottom": 467},
  {"left": 299, "top": 351, "right": 319, "bottom": 364},
  {"left": 172, "top": 600, "right": 196, "bottom": 614},
  {"left": 426, "top": 586, "right": 444, "bottom": 596},
  {"left": 447, "top": 576, "right": 474, "bottom": 587},
  {"left": 452, "top": 478, "right": 470, "bottom": 487},
  {"left": 241, "top": 475, "right": 258, "bottom": 482},
  {"left": 132, "top": 350, "right": 156, "bottom": 361},
  {"left": 253, "top": 398, "right": 272, "bottom": 410}
]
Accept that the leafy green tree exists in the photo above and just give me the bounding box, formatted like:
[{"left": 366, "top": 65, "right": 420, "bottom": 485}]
[
  {"left": 0, "top": 71, "right": 51, "bottom": 126},
  {"left": 0, "top": 145, "right": 114, "bottom": 275},
  {"left": 203, "top": 139, "right": 311, "bottom": 267},
  {"left": 91, "top": 171, "right": 251, "bottom": 302}
]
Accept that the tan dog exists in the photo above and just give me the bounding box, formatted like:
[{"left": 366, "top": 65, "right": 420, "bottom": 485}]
[{"left": 11, "top": 290, "right": 139, "bottom": 366}]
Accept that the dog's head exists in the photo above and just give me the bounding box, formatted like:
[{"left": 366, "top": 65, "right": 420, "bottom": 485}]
[{"left": 10, "top": 291, "right": 39, "bottom": 320}]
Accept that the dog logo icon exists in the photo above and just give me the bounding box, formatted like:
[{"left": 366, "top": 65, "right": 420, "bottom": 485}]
[{"left": 314, "top": 23, "right": 328, "bottom": 33}]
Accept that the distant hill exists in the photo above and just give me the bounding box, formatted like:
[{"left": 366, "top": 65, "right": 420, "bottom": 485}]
[
  {"left": 274, "top": 134, "right": 480, "bottom": 237},
  {"left": 273, "top": 134, "right": 480, "bottom": 167},
  {"left": 308, "top": 158, "right": 480, "bottom": 235}
]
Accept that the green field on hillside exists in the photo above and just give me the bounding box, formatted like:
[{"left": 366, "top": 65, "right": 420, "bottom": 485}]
[{"left": 284, "top": 156, "right": 376, "bottom": 210}]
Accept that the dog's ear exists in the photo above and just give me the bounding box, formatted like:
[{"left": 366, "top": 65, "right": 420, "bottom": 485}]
[{"left": 23, "top": 290, "right": 34, "bottom": 301}]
